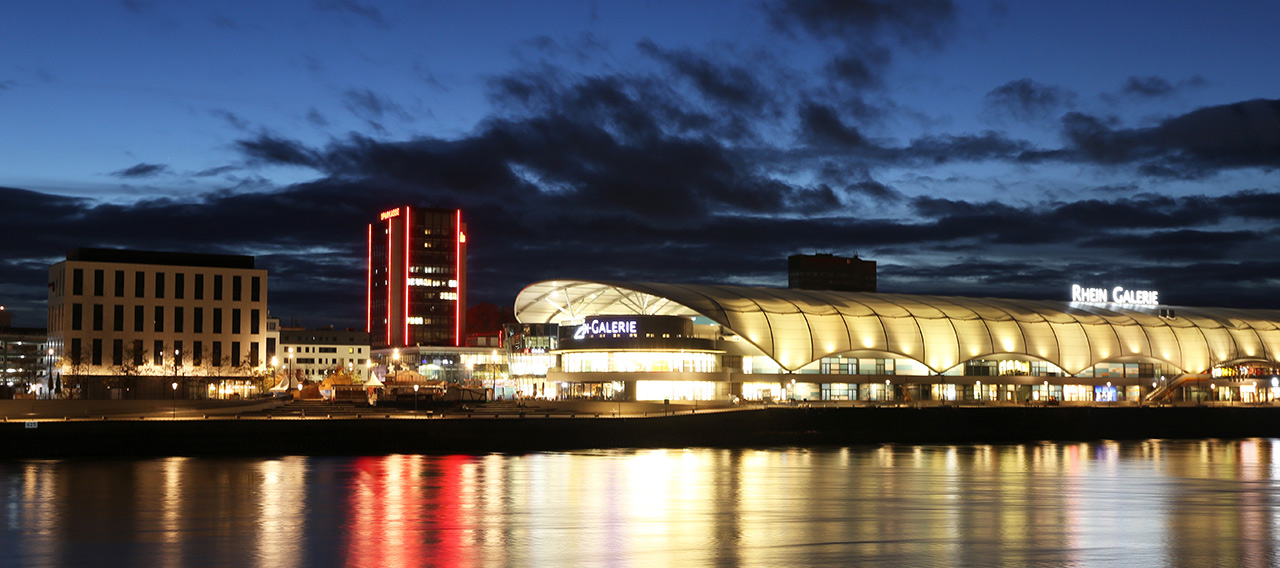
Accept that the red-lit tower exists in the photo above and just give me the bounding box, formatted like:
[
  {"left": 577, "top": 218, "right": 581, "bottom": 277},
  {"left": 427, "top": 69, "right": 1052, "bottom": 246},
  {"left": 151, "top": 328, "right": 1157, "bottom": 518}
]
[{"left": 367, "top": 207, "right": 467, "bottom": 349}]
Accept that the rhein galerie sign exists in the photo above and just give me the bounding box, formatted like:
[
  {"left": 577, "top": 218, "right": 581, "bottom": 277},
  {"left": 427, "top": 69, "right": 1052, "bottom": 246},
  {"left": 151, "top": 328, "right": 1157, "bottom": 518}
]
[{"left": 1071, "top": 284, "right": 1160, "bottom": 306}]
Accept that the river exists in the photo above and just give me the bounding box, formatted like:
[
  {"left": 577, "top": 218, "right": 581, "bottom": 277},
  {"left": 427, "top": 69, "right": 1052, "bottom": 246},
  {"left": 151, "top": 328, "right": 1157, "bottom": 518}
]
[{"left": 4, "top": 440, "right": 1280, "bottom": 567}]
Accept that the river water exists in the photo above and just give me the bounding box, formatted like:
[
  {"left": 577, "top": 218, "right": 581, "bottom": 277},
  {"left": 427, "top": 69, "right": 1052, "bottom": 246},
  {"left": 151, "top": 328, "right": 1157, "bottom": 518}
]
[{"left": 3, "top": 440, "right": 1280, "bottom": 567}]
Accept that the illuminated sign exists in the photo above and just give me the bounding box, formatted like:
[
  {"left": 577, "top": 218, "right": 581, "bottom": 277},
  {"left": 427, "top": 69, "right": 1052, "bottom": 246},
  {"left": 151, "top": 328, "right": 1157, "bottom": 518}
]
[
  {"left": 573, "top": 319, "right": 638, "bottom": 340},
  {"left": 379, "top": 208, "right": 401, "bottom": 221},
  {"left": 1071, "top": 284, "right": 1160, "bottom": 306}
]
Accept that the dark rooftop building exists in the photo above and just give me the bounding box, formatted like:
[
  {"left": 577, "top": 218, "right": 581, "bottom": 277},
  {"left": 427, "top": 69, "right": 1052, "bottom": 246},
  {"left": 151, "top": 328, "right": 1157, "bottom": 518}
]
[{"left": 788, "top": 253, "right": 876, "bottom": 293}]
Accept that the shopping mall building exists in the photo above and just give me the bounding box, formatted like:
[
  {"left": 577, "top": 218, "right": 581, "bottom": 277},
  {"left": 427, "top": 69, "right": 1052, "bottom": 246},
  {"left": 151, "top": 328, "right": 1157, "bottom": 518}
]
[{"left": 512, "top": 280, "right": 1280, "bottom": 404}]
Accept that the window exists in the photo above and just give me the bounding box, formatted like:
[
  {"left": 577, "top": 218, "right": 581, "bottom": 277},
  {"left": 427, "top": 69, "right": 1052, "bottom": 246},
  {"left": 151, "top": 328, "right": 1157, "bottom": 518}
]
[
  {"left": 212, "top": 342, "right": 222, "bottom": 366},
  {"left": 233, "top": 276, "right": 242, "bottom": 301},
  {"left": 251, "top": 276, "right": 261, "bottom": 302},
  {"left": 70, "top": 338, "right": 82, "bottom": 365},
  {"left": 132, "top": 340, "right": 144, "bottom": 366},
  {"left": 175, "top": 273, "right": 185, "bottom": 299},
  {"left": 193, "top": 341, "right": 203, "bottom": 366},
  {"left": 155, "top": 272, "right": 165, "bottom": 299},
  {"left": 195, "top": 274, "right": 204, "bottom": 300},
  {"left": 92, "top": 304, "right": 103, "bottom": 331},
  {"left": 154, "top": 340, "right": 164, "bottom": 366},
  {"left": 135, "top": 271, "right": 145, "bottom": 298},
  {"left": 71, "top": 303, "right": 82, "bottom": 331},
  {"left": 114, "top": 271, "right": 124, "bottom": 297},
  {"left": 213, "top": 308, "right": 223, "bottom": 334},
  {"left": 93, "top": 269, "right": 104, "bottom": 296},
  {"left": 92, "top": 339, "right": 102, "bottom": 366},
  {"left": 251, "top": 309, "right": 260, "bottom": 334},
  {"left": 134, "top": 305, "right": 144, "bottom": 332},
  {"left": 175, "top": 307, "right": 184, "bottom": 333},
  {"left": 175, "top": 341, "right": 183, "bottom": 366},
  {"left": 194, "top": 308, "right": 203, "bottom": 334},
  {"left": 232, "top": 309, "right": 241, "bottom": 334},
  {"left": 155, "top": 306, "right": 164, "bottom": 333},
  {"left": 249, "top": 343, "right": 260, "bottom": 366},
  {"left": 231, "top": 342, "right": 241, "bottom": 367},
  {"left": 214, "top": 274, "right": 223, "bottom": 300},
  {"left": 113, "top": 305, "right": 124, "bottom": 332},
  {"left": 112, "top": 339, "right": 123, "bottom": 366},
  {"left": 72, "top": 268, "right": 83, "bottom": 295}
]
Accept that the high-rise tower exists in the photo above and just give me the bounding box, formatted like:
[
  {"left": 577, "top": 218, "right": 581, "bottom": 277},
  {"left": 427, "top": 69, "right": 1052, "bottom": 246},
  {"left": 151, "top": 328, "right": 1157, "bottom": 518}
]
[{"left": 367, "top": 207, "right": 466, "bottom": 349}]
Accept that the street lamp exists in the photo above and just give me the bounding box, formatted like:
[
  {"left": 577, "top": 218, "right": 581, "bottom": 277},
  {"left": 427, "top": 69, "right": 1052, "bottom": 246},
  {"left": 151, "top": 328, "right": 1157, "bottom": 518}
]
[
  {"left": 46, "top": 345, "right": 54, "bottom": 399},
  {"left": 173, "top": 348, "right": 180, "bottom": 400},
  {"left": 392, "top": 348, "right": 400, "bottom": 384},
  {"left": 287, "top": 347, "right": 295, "bottom": 390},
  {"left": 171, "top": 381, "right": 178, "bottom": 418},
  {"left": 975, "top": 380, "right": 981, "bottom": 405},
  {"left": 413, "top": 384, "right": 419, "bottom": 413}
]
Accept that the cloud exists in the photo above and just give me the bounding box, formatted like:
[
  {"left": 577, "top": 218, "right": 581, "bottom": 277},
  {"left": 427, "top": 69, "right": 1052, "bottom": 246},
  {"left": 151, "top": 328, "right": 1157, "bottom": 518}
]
[
  {"left": 236, "top": 134, "right": 323, "bottom": 168},
  {"left": 797, "top": 102, "right": 867, "bottom": 148},
  {"left": 211, "top": 109, "right": 251, "bottom": 131},
  {"left": 637, "top": 40, "right": 769, "bottom": 112},
  {"left": 1062, "top": 98, "right": 1280, "bottom": 178},
  {"left": 1119, "top": 74, "right": 1207, "bottom": 98},
  {"left": 314, "top": 0, "right": 388, "bottom": 28},
  {"left": 111, "top": 163, "right": 169, "bottom": 178},
  {"left": 983, "top": 78, "right": 1076, "bottom": 122},
  {"left": 767, "top": 0, "right": 957, "bottom": 88}
]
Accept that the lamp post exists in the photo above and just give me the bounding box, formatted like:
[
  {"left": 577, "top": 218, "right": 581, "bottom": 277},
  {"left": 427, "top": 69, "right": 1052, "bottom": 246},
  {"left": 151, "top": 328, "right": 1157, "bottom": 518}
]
[
  {"left": 975, "top": 380, "right": 981, "bottom": 405},
  {"left": 173, "top": 348, "right": 180, "bottom": 401},
  {"left": 46, "top": 345, "right": 54, "bottom": 399},
  {"left": 171, "top": 381, "right": 178, "bottom": 418},
  {"left": 413, "top": 384, "right": 419, "bottom": 413},
  {"left": 287, "top": 347, "right": 295, "bottom": 391}
]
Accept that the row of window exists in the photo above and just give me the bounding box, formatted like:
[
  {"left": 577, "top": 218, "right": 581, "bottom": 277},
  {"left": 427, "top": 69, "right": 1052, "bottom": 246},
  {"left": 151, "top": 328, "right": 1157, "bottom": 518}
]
[
  {"left": 280, "top": 346, "right": 365, "bottom": 354},
  {"left": 69, "top": 303, "right": 261, "bottom": 335},
  {"left": 70, "top": 269, "right": 262, "bottom": 302},
  {"left": 68, "top": 337, "right": 261, "bottom": 368}
]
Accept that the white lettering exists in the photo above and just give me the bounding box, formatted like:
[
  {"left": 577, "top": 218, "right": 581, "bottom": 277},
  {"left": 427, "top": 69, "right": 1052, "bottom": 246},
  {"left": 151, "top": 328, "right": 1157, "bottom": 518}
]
[
  {"left": 573, "top": 319, "right": 639, "bottom": 340},
  {"left": 1071, "top": 284, "right": 1160, "bottom": 306}
]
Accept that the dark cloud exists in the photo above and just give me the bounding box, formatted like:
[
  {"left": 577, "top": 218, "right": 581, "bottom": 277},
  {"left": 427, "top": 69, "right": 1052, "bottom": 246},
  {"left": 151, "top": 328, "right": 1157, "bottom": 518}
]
[
  {"left": 797, "top": 102, "right": 867, "bottom": 148},
  {"left": 768, "top": 0, "right": 957, "bottom": 88},
  {"left": 1119, "top": 74, "right": 1206, "bottom": 98},
  {"left": 193, "top": 165, "right": 237, "bottom": 177},
  {"left": 637, "top": 40, "right": 769, "bottom": 112},
  {"left": 236, "top": 134, "right": 323, "bottom": 168},
  {"left": 342, "top": 89, "right": 412, "bottom": 132},
  {"left": 111, "top": 163, "right": 168, "bottom": 178},
  {"left": 983, "top": 78, "right": 1076, "bottom": 122},
  {"left": 314, "top": 0, "right": 388, "bottom": 28},
  {"left": 1062, "top": 98, "right": 1280, "bottom": 177}
]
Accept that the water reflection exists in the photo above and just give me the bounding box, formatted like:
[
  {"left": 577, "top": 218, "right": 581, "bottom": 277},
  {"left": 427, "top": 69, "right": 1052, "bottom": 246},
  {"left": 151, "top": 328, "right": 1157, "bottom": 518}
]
[{"left": 3, "top": 441, "right": 1280, "bottom": 566}]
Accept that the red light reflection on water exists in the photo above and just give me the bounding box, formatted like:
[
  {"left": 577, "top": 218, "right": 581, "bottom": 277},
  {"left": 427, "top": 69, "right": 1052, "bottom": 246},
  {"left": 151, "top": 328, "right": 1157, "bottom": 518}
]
[{"left": 343, "top": 454, "right": 477, "bottom": 568}]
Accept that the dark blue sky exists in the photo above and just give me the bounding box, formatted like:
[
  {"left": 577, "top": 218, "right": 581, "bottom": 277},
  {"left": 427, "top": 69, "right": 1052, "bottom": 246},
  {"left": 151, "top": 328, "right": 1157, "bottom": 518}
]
[{"left": 3, "top": 0, "right": 1280, "bottom": 328}]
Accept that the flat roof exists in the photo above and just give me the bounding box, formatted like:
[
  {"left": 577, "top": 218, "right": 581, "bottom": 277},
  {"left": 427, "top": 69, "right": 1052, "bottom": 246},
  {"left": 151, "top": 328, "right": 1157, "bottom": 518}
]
[{"left": 65, "top": 248, "right": 255, "bottom": 269}]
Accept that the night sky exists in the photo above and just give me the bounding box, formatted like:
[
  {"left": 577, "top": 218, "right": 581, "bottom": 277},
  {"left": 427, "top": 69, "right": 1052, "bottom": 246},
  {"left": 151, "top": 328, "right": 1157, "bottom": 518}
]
[{"left": 3, "top": 0, "right": 1280, "bottom": 329}]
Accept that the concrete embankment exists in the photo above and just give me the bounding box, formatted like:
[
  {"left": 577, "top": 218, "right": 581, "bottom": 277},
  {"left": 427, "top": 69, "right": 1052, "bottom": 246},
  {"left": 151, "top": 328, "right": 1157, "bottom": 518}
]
[{"left": 5, "top": 405, "right": 1280, "bottom": 458}]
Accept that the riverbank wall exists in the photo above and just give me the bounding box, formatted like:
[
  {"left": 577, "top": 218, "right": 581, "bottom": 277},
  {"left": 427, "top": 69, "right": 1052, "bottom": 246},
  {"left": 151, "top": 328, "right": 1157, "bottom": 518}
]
[{"left": 6, "top": 406, "right": 1280, "bottom": 458}]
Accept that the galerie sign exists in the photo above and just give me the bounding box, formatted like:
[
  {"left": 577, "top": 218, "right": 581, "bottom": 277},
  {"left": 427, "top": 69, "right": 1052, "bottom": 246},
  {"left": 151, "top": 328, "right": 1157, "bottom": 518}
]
[
  {"left": 573, "top": 318, "right": 638, "bottom": 340},
  {"left": 1071, "top": 284, "right": 1160, "bottom": 306}
]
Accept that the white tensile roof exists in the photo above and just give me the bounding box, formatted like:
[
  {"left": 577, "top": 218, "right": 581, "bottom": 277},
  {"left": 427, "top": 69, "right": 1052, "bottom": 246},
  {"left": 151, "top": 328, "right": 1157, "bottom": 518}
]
[{"left": 514, "top": 280, "right": 1280, "bottom": 375}]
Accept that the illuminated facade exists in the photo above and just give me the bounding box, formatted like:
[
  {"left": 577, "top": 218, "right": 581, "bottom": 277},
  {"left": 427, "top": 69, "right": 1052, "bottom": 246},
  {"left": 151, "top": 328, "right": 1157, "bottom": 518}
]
[
  {"left": 47, "top": 248, "right": 269, "bottom": 399},
  {"left": 515, "top": 280, "right": 1280, "bottom": 403},
  {"left": 368, "top": 207, "right": 466, "bottom": 349},
  {"left": 278, "top": 328, "right": 371, "bottom": 383}
]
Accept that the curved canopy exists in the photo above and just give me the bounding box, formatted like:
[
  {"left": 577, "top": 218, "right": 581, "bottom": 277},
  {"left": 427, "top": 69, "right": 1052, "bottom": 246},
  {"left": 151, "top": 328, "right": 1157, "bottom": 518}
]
[{"left": 514, "top": 280, "right": 1280, "bottom": 375}]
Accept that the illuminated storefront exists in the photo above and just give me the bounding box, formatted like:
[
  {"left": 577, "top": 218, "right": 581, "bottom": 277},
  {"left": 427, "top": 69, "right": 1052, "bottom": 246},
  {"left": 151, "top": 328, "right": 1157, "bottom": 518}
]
[{"left": 515, "top": 280, "right": 1280, "bottom": 404}]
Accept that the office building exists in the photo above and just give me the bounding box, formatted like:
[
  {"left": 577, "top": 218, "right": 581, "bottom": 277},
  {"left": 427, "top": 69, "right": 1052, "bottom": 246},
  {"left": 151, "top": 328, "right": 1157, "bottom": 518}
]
[
  {"left": 368, "top": 206, "right": 467, "bottom": 349},
  {"left": 47, "top": 248, "right": 269, "bottom": 399}
]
